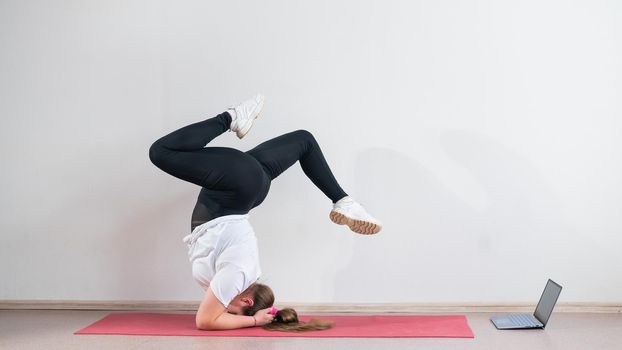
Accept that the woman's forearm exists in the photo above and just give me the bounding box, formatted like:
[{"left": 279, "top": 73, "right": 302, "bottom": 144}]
[{"left": 197, "top": 312, "right": 256, "bottom": 330}]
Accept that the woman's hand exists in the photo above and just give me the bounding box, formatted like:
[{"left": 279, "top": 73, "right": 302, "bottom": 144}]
[{"left": 253, "top": 307, "right": 276, "bottom": 326}]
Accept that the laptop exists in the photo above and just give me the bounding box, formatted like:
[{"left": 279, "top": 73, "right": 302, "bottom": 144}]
[{"left": 491, "top": 279, "right": 563, "bottom": 329}]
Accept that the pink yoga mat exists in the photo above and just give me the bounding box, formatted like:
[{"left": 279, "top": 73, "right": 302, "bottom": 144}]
[{"left": 75, "top": 312, "right": 474, "bottom": 338}]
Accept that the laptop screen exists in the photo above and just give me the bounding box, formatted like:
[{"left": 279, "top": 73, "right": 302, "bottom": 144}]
[{"left": 534, "top": 279, "right": 563, "bottom": 326}]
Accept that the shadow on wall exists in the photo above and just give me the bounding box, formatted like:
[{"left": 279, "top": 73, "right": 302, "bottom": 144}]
[{"left": 332, "top": 129, "right": 571, "bottom": 303}]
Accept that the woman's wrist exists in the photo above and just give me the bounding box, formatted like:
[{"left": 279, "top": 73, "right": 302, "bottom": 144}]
[{"left": 252, "top": 315, "right": 257, "bottom": 326}]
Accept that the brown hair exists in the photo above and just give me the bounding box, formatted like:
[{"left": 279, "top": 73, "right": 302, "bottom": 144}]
[
  {"left": 241, "top": 282, "right": 274, "bottom": 316},
  {"left": 242, "top": 282, "right": 335, "bottom": 332},
  {"left": 263, "top": 307, "right": 335, "bottom": 332}
]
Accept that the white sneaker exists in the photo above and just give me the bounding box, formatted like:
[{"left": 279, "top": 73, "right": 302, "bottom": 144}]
[
  {"left": 329, "top": 196, "right": 382, "bottom": 235},
  {"left": 228, "top": 93, "right": 265, "bottom": 139}
]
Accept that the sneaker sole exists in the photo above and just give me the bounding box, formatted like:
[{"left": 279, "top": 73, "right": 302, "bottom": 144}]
[
  {"left": 329, "top": 210, "right": 382, "bottom": 235},
  {"left": 237, "top": 96, "right": 265, "bottom": 139}
]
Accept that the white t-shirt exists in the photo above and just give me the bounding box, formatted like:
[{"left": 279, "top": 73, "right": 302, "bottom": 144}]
[{"left": 182, "top": 214, "right": 261, "bottom": 308}]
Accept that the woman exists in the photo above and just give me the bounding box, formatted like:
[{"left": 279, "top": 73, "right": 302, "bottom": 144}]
[{"left": 148, "top": 94, "right": 382, "bottom": 331}]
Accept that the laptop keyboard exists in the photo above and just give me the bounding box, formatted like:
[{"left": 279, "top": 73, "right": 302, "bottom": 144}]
[{"left": 509, "top": 314, "right": 540, "bottom": 327}]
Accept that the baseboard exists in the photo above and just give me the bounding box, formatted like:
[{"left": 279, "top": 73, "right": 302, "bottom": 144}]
[{"left": 1, "top": 300, "right": 620, "bottom": 313}]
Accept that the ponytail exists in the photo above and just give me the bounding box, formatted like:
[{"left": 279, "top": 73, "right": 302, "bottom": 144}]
[
  {"left": 262, "top": 308, "right": 334, "bottom": 332},
  {"left": 242, "top": 283, "right": 334, "bottom": 332}
]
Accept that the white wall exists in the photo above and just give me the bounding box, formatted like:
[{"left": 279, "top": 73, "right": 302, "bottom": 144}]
[{"left": 1, "top": 0, "right": 621, "bottom": 304}]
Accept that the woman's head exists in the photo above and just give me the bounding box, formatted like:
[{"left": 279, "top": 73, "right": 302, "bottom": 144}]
[
  {"left": 228, "top": 282, "right": 334, "bottom": 332},
  {"left": 227, "top": 282, "right": 275, "bottom": 316}
]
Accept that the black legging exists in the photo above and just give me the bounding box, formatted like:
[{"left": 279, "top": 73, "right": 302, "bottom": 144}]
[{"left": 149, "top": 112, "right": 348, "bottom": 231}]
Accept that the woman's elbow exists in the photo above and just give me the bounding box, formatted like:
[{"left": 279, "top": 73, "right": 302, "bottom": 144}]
[{"left": 195, "top": 316, "right": 213, "bottom": 330}]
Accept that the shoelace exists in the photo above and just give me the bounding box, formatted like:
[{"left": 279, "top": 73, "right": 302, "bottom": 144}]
[
  {"left": 335, "top": 200, "right": 381, "bottom": 224},
  {"left": 335, "top": 199, "right": 358, "bottom": 210}
]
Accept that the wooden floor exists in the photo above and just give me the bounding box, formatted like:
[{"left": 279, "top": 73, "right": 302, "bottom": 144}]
[{"left": 1, "top": 310, "right": 621, "bottom": 350}]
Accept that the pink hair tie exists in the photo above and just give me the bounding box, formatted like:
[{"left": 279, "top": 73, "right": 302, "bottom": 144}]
[{"left": 269, "top": 306, "right": 278, "bottom": 315}]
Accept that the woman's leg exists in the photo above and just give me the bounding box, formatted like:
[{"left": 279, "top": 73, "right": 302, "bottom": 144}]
[
  {"left": 149, "top": 112, "right": 269, "bottom": 226},
  {"left": 245, "top": 129, "right": 348, "bottom": 204},
  {"left": 246, "top": 129, "right": 382, "bottom": 235}
]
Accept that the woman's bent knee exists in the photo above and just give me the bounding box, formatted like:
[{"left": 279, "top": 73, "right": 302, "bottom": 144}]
[
  {"left": 293, "top": 129, "right": 314, "bottom": 141},
  {"left": 148, "top": 141, "right": 166, "bottom": 167}
]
